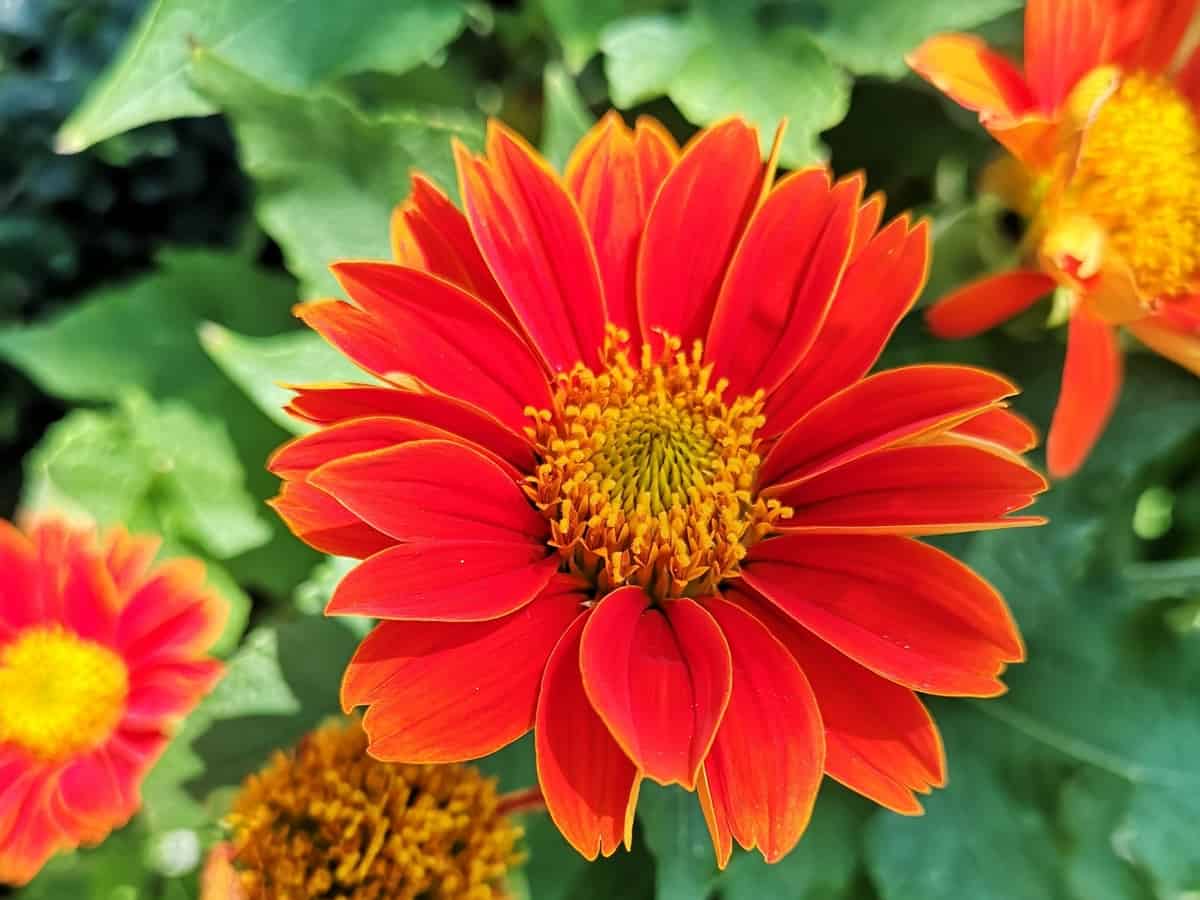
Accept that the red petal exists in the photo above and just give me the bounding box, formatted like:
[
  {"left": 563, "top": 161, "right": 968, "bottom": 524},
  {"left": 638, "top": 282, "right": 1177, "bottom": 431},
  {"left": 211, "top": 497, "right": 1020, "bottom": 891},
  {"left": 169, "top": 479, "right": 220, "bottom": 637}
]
[
  {"left": 638, "top": 119, "right": 764, "bottom": 345},
  {"left": 269, "top": 481, "right": 394, "bottom": 559},
  {"left": 771, "top": 443, "right": 1048, "bottom": 535},
  {"left": 116, "top": 560, "right": 226, "bottom": 665},
  {"left": 344, "top": 576, "right": 585, "bottom": 762},
  {"left": 760, "top": 365, "right": 1017, "bottom": 489},
  {"left": 926, "top": 270, "right": 1055, "bottom": 339},
  {"left": 0, "top": 520, "right": 38, "bottom": 635},
  {"left": 851, "top": 194, "right": 885, "bottom": 260},
  {"left": 456, "top": 125, "right": 607, "bottom": 373},
  {"left": 330, "top": 262, "right": 553, "bottom": 434},
  {"left": 101, "top": 525, "right": 160, "bottom": 598},
  {"left": 763, "top": 217, "right": 929, "bottom": 435},
  {"left": 389, "top": 174, "right": 513, "bottom": 325},
  {"left": 706, "top": 171, "right": 860, "bottom": 396},
  {"left": 25, "top": 522, "right": 120, "bottom": 645},
  {"left": 0, "top": 772, "right": 68, "bottom": 887},
  {"left": 951, "top": 407, "right": 1039, "bottom": 454},
  {"left": 1113, "top": 0, "right": 1200, "bottom": 72},
  {"left": 580, "top": 588, "right": 731, "bottom": 789},
  {"left": 121, "top": 658, "right": 223, "bottom": 728},
  {"left": 741, "top": 533, "right": 1024, "bottom": 696},
  {"left": 326, "top": 541, "right": 557, "bottom": 621},
  {"left": 906, "top": 34, "right": 1034, "bottom": 119},
  {"left": 697, "top": 596, "right": 824, "bottom": 867},
  {"left": 1047, "top": 310, "right": 1122, "bottom": 477},
  {"left": 1024, "top": 0, "right": 1111, "bottom": 111},
  {"left": 53, "top": 749, "right": 130, "bottom": 842},
  {"left": 536, "top": 612, "right": 640, "bottom": 860},
  {"left": 633, "top": 117, "right": 679, "bottom": 195},
  {"left": 309, "top": 440, "right": 549, "bottom": 545},
  {"left": 295, "top": 298, "right": 412, "bottom": 385},
  {"left": 732, "top": 588, "right": 945, "bottom": 815}
]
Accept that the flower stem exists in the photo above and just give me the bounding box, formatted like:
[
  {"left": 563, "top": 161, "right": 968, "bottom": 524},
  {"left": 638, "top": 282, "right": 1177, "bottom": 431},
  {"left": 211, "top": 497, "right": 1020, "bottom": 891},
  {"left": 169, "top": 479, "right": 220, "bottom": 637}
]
[{"left": 497, "top": 785, "right": 545, "bottom": 817}]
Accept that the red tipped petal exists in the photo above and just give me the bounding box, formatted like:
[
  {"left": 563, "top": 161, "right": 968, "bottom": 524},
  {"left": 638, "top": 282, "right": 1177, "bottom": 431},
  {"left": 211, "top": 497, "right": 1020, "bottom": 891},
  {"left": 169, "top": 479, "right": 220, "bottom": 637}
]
[
  {"left": 951, "top": 407, "right": 1040, "bottom": 454},
  {"left": 101, "top": 525, "right": 160, "bottom": 597},
  {"left": 330, "top": 262, "right": 553, "bottom": 434},
  {"left": 742, "top": 533, "right": 1024, "bottom": 696},
  {"left": 536, "top": 612, "right": 640, "bottom": 860},
  {"left": 851, "top": 194, "right": 885, "bottom": 260},
  {"left": 326, "top": 541, "right": 557, "bottom": 621},
  {"left": 116, "top": 560, "right": 227, "bottom": 665},
  {"left": 771, "top": 443, "right": 1048, "bottom": 534},
  {"left": 122, "top": 659, "right": 224, "bottom": 727},
  {"left": 580, "top": 588, "right": 731, "bottom": 789},
  {"left": 0, "top": 520, "right": 39, "bottom": 635},
  {"left": 1024, "top": 0, "right": 1111, "bottom": 111},
  {"left": 1114, "top": 0, "right": 1200, "bottom": 72},
  {"left": 633, "top": 117, "right": 679, "bottom": 193},
  {"left": 345, "top": 577, "right": 584, "bottom": 762},
  {"left": 697, "top": 597, "right": 824, "bottom": 867},
  {"left": 764, "top": 217, "right": 929, "bottom": 434},
  {"left": 907, "top": 34, "right": 1034, "bottom": 119},
  {"left": 638, "top": 119, "right": 764, "bottom": 345},
  {"left": 294, "top": 299, "right": 412, "bottom": 385},
  {"left": 706, "top": 171, "right": 859, "bottom": 396},
  {"left": 1047, "top": 310, "right": 1122, "bottom": 478},
  {"left": 456, "top": 126, "right": 607, "bottom": 373},
  {"left": 52, "top": 749, "right": 130, "bottom": 842},
  {"left": 0, "top": 773, "right": 69, "bottom": 887},
  {"left": 761, "top": 365, "right": 1018, "bottom": 489},
  {"left": 926, "top": 270, "right": 1055, "bottom": 339},
  {"left": 309, "top": 440, "right": 548, "bottom": 545},
  {"left": 269, "top": 481, "right": 394, "bottom": 559}
]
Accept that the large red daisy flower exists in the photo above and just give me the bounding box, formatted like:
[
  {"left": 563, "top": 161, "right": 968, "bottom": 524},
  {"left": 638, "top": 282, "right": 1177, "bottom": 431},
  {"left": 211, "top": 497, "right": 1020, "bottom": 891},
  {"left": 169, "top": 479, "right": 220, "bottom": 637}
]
[
  {"left": 0, "top": 517, "right": 226, "bottom": 884},
  {"left": 270, "top": 112, "right": 1047, "bottom": 865}
]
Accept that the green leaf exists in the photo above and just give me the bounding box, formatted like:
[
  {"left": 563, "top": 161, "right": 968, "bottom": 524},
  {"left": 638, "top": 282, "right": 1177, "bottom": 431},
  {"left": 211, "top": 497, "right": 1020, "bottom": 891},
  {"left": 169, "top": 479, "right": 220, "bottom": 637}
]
[
  {"left": 542, "top": 0, "right": 626, "bottom": 72},
  {"left": 18, "top": 819, "right": 153, "bottom": 899},
  {"left": 1058, "top": 770, "right": 1154, "bottom": 900},
  {"left": 200, "top": 324, "right": 363, "bottom": 434},
  {"left": 602, "top": 9, "right": 850, "bottom": 165},
  {"left": 188, "top": 51, "right": 483, "bottom": 298},
  {"left": 56, "top": 0, "right": 467, "bottom": 152},
  {"left": 637, "top": 782, "right": 719, "bottom": 900},
  {"left": 540, "top": 63, "right": 594, "bottom": 172}
]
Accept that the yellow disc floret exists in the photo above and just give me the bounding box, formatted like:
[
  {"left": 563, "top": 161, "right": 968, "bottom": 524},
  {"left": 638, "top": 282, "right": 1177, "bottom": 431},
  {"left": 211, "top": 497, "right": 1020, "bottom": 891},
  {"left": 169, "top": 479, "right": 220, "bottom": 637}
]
[
  {"left": 0, "top": 626, "right": 128, "bottom": 762},
  {"left": 1060, "top": 70, "right": 1200, "bottom": 299},
  {"left": 224, "top": 719, "right": 521, "bottom": 900},
  {"left": 528, "top": 328, "right": 790, "bottom": 600}
]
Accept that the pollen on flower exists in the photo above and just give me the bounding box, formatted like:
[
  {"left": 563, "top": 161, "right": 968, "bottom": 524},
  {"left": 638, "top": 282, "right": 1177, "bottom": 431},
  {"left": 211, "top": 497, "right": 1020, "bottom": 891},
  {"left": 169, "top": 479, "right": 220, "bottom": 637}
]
[
  {"left": 1061, "top": 70, "right": 1200, "bottom": 299},
  {"left": 0, "top": 625, "right": 128, "bottom": 762},
  {"left": 222, "top": 718, "right": 521, "bottom": 900},
  {"left": 527, "top": 327, "right": 791, "bottom": 600}
]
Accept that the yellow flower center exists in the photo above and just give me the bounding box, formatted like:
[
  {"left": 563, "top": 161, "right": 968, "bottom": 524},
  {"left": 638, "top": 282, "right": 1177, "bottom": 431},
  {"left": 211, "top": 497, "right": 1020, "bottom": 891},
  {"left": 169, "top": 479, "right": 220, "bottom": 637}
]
[
  {"left": 1059, "top": 70, "right": 1200, "bottom": 299},
  {"left": 528, "top": 329, "right": 791, "bottom": 600},
  {"left": 225, "top": 719, "right": 521, "bottom": 900},
  {"left": 0, "top": 626, "right": 128, "bottom": 762}
]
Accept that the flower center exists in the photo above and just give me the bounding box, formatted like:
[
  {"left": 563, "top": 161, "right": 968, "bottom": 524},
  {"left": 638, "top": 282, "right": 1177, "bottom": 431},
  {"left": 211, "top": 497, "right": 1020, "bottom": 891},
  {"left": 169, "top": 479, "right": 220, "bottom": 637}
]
[
  {"left": 0, "top": 626, "right": 128, "bottom": 762},
  {"left": 1059, "top": 70, "right": 1200, "bottom": 299},
  {"left": 528, "top": 329, "right": 791, "bottom": 600}
]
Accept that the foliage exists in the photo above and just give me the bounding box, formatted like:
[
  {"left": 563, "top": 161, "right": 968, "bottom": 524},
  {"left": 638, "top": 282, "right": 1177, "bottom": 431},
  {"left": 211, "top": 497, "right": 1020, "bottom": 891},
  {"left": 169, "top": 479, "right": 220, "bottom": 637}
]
[{"left": 5, "top": 0, "right": 1199, "bottom": 896}]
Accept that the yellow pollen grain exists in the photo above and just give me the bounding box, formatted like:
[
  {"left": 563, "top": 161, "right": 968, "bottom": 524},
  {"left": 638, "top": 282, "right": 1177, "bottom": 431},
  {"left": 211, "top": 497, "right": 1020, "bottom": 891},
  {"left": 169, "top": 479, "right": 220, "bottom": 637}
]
[
  {"left": 527, "top": 327, "right": 791, "bottom": 600},
  {"left": 1064, "top": 70, "right": 1200, "bottom": 298},
  {"left": 0, "top": 626, "right": 128, "bottom": 762},
  {"left": 224, "top": 719, "right": 521, "bottom": 900}
]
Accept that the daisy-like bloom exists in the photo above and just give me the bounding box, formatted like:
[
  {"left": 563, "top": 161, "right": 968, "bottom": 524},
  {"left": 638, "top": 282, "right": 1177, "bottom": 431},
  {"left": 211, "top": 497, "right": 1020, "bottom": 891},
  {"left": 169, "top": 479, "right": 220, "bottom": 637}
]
[
  {"left": 269, "top": 112, "right": 1047, "bottom": 865},
  {"left": 909, "top": 0, "right": 1200, "bottom": 476},
  {"left": 201, "top": 718, "right": 522, "bottom": 900},
  {"left": 0, "top": 517, "right": 225, "bottom": 885}
]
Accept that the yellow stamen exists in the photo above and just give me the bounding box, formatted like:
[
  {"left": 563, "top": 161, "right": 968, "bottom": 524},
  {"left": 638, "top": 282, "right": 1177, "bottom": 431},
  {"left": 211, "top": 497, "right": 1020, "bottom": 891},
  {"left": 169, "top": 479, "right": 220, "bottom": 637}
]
[
  {"left": 0, "top": 626, "right": 128, "bottom": 762},
  {"left": 224, "top": 719, "right": 521, "bottom": 900},
  {"left": 527, "top": 327, "right": 791, "bottom": 600}
]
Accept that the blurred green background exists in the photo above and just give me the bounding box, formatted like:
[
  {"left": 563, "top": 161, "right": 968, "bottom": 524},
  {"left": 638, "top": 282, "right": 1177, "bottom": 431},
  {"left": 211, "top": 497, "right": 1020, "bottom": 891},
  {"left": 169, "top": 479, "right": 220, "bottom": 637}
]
[{"left": 2, "top": 0, "right": 1198, "bottom": 897}]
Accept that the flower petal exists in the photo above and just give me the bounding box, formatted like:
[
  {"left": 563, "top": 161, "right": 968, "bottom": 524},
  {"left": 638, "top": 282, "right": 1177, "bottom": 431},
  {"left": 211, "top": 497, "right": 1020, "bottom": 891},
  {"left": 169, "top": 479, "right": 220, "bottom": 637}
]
[
  {"left": 455, "top": 124, "right": 607, "bottom": 372},
  {"left": 950, "top": 407, "right": 1039, "bottom": 454},
  {"left": 706, "top": 170, "right": 860, "bottom": 396},
  {"left": 330, "top": 262, "right": 553, "bottom": 433},
  {"left": 580, "top": 588, "right": 731, "bottom": 789},
  {"left": 268, "top": 481, "right": 394, "bottom": 559},
  {"left": 122, "top": 659, "right": 224, "bottom": 727},
  {"left": 0, "top": 772, "right": 68, "bottom": 887},
  {"left": 326, "top": 541, "right": 557, "bottom": 621},
  {"left": 1024, "top": 0, "right": 1111, "bottom": 111},
  {"left": 344, "top": 576, "right": 585, "bottom": 762},
  {"left": 907, "top": 34, "right": 1034, "bottom": 120},
  {"left": 100, "top": 526, "right": 160, "bottom": 598},
  {"left": 760, "top": 365, "right": 1017, "bottom": 489},
  {"left": 771, "top": 443, "right": 1048, "bottom": 535},
  {"left": 741, "top": 533, "right": 1024, "bottom": 696},
  {"left": 925, "top": 270, "right": 1055, "bottom": 339},
  {"left": 536, "top": 611, "right": 640, "bottom": 860},
  {"left": 309, "top": 439, "right": 548, "bottom": 545},
  {"left": 52, "top": 748, "right": 130, "bottom": 842},
  {"left": 763, "top": 216, "right": 929, "bottom": 435},
  {"left": 1128, "top": 316, "right": 1200, "bottom": 377},
  {"left": 116, "top": 559, "right": 227, "bottom": 665},
  {"left": 0, "top": 520, "right": 37, "bottom": 635},
  {"left": 697, "top": 596, "right": 824, "bottom": 868},
  {"left": 1047, "top": 309, "right": 1122, "bottom": 477},
  {"left": 638, "top": 118, "right": 765, "bottom": 345}
]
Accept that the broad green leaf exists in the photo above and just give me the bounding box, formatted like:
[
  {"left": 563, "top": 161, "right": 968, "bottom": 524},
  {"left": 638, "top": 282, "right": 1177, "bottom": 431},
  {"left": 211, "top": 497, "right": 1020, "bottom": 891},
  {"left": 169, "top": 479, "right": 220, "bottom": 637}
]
[
  {"left": 541, "top": 63, "right": 594, "bottom": 172},
  {"left": 189, "top": 51, "right": 483, "bottom": 298},
  {"left": 602, "top": 9, "right": 850, "bottom": 165},
  {"left": 57, "top": 0, "right": 467, "bottom": 151},
  {"left": 637, "top": 782, "right": 719, "bottom": 900},
  {"left": 1058, "top": 771, "right": 1154, "bottom": 900},
  {"left": 542, "top": 0, "right": 626, "bottom": 72},
  {"left": 200, "top": 324, "right": 363, "bottom": 434}
]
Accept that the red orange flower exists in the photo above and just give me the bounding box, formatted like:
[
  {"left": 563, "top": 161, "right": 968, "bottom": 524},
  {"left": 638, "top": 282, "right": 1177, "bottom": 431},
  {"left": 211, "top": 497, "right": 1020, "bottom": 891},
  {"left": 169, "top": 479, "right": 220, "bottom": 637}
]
[
  {"left": 269, "top": 112, "right": 1046, "bottom": 866},
  {"left": 909, "top": 0, "right": 1200, "bottom": 476},
  {"left": 0, "top": 517, "right": 225, "bottom": 885}
]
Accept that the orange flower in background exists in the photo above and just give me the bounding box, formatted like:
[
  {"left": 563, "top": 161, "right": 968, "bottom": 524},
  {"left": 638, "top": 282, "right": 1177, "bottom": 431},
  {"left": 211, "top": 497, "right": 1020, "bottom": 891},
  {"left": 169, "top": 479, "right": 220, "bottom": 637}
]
[
  {"left": 0, "top": 517, "right": 225, "bottom": 885},
  {"left": 270, "top": 112, "right": 1046, "bottom": 866},
  {"left": 909, "top": 0, "right": 1200, "bottom": 476}
]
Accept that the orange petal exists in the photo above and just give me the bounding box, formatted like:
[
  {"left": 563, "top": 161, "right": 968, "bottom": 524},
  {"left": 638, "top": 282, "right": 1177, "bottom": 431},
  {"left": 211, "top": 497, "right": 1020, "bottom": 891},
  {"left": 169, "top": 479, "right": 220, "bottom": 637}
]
[
  {"left": 907, "top": 33, "right": 1035, "bottom": 120},
  {"left": 950, "top": 406, "right": 1040, "bottom": 454},
  {"left": 1127, "top": 316, "right": 1200, "bottom": 376},
  {"left": 926, "top": 270, "right": 1056, "bottom": 339},
  {"left": 1047, "top": 310, "right": 1122, "bottom": 477},
  {"left": 0, "top": 520, "right": 38, "bottom": 636},
  {"left": 268, "top": 480, "right": 393, "bottom": 559},
  {"left": 116, "top": 559, "right": 226, "bottom": 666},
  {"left": 1024, "top": 0, "right": 1111, "bottom": 111}
]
